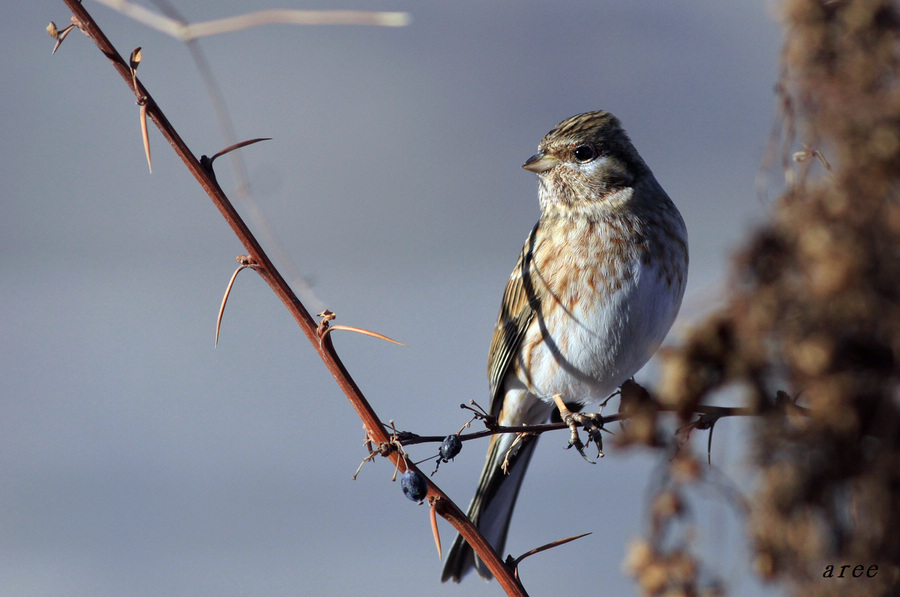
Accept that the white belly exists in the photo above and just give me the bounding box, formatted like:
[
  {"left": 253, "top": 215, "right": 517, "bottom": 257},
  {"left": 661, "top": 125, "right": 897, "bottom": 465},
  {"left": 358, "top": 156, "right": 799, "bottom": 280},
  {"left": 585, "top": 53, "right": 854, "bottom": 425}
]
[{"left": 514, "top": 257, "right": 682, "bottom": 406}]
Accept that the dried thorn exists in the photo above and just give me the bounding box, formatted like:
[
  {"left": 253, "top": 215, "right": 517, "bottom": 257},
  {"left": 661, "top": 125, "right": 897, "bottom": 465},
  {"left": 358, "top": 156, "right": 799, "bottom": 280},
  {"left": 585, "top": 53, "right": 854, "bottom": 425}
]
[
  {"left": 48, "top": 22, "right": 77, "bottom": 55},
  {"left": 315, "top": 309, "right": 404, "bottom": 346},
  {"left": 139, "top": 103, "right": 152, "bottom": 173},
  {"left": 429, "top": 497, "right": 442, "bottom": 560},
  {"left": 202, "top": 138, "right": 271, "bottom": 180},
  {"left": 215, "top": 258, "right": 262, "bottom": 346},
  {"left": 324, "top": 324, "right": 406, "bottom": 346},
  {"left": 509, "top": 532, "right": 592, "bottom": 571},
  {"left": 125, "top": 48, "right": 151, "bottom": 172},
  {"left": 208, "top": 137, "right": 272, "bottom": 166}
]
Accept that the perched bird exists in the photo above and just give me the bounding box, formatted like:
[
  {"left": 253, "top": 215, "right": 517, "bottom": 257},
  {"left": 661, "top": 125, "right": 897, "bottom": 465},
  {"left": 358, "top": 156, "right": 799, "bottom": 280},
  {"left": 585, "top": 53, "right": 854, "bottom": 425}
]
[{"left": 441, "top": 111, "right": 688, "bottom": 582}]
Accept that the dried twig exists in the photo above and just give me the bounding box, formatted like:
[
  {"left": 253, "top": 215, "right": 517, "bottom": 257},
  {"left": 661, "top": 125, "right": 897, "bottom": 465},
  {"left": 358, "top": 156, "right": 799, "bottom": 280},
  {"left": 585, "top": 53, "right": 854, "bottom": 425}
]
[{"left": 93, "top": 0, "right": 410, "bottom": 41}]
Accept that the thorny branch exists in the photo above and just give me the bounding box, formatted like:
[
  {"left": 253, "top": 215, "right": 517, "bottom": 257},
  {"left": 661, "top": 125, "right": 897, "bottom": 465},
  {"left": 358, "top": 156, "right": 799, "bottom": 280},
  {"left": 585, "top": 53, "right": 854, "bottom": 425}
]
[{"left": 52, "top": 1, "right": 526, "bottom": 595}]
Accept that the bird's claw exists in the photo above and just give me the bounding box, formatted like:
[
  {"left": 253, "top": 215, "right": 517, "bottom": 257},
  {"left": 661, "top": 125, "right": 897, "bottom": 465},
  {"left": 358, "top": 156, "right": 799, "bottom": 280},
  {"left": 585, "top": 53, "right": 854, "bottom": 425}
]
[
  {"left": 564, "top": 424, "right": 595, "bottom": 463},
  {"left": 554, "top": 395, "right": 604, "bottom": 463},
  {"left": 562, "top": 412, "right": 604, "bottom": 463}
]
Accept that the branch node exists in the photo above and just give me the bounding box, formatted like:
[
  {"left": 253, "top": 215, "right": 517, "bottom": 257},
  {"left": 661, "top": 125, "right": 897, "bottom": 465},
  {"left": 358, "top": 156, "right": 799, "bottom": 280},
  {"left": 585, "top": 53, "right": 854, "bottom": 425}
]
[{"left": 316, "top": 309, "right": 337, "bottom": 343}]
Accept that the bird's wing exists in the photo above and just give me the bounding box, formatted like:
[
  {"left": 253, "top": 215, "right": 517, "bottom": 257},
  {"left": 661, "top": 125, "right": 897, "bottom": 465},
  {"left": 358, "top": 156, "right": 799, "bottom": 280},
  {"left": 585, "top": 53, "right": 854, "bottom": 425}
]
[{"left": 486, "top": 223, "right": 540, "bottom": 417}]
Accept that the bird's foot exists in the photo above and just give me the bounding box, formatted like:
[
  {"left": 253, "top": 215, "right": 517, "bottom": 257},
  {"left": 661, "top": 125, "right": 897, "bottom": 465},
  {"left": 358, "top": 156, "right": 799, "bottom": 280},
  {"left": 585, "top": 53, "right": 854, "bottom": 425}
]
[{"left": 553, "top": 395, "right": 604, "bottom": 464}]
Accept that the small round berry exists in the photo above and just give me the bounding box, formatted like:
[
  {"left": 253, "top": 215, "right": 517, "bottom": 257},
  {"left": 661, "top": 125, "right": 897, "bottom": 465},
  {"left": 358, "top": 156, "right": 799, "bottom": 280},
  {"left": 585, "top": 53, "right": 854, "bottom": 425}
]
[
  {"left": 401, "top": 469, "right": 428, "bottom": 502},
  {"left": 440, "top": 434, "right": 463, "bottom": 461}
]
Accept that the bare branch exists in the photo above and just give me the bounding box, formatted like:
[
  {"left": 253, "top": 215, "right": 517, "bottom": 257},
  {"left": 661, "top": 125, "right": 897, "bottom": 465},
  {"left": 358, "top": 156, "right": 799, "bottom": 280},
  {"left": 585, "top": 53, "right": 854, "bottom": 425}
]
[{"left": 93, "top": 0, "right": 410, "bottom": 41}]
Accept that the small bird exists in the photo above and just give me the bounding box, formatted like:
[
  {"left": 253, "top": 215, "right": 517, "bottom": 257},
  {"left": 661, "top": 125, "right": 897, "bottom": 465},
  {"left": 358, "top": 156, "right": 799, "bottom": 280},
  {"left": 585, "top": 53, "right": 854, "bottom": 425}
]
[{"left": 441, "top": 111, "right": 688, "bottom": 582}]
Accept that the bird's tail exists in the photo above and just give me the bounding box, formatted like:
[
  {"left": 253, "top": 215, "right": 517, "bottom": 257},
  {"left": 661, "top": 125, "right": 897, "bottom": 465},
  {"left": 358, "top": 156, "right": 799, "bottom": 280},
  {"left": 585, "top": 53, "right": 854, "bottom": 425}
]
[{"left": 441, "top": 431, "right": 539, "bottom": 582}]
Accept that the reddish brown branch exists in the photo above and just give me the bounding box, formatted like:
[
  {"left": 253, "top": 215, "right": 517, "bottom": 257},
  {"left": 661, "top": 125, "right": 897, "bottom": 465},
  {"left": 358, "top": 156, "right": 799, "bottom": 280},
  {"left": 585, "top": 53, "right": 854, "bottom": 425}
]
[{"left": 56, "top": 1, "right": 526, "bottom": 594}]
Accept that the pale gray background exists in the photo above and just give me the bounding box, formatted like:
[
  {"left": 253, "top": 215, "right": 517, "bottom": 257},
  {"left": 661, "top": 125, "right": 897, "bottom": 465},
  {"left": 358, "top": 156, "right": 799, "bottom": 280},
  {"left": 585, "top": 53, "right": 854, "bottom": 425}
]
[{"left": 4, "top": 1, "right": 784, "bottom": 595}]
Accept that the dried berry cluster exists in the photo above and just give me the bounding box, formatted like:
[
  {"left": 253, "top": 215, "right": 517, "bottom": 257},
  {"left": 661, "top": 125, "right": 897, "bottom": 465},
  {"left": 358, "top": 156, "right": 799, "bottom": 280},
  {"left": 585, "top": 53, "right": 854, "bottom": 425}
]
[{"left": 660, "top": 2, "right": 900, "bottom": 595}]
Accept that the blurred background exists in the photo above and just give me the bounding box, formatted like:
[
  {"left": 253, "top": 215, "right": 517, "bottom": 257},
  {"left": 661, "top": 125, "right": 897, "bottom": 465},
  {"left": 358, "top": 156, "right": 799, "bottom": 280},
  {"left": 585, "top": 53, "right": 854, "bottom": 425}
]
[{"left": 4, "top": 1, "right": 784, "bottom": 595}]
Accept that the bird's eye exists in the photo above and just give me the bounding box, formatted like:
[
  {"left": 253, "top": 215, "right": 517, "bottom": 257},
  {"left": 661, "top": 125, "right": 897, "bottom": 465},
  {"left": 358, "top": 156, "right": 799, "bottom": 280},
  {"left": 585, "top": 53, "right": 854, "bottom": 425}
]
[{"left": 573, "top": 144, "right": 597, "bottom": 163}]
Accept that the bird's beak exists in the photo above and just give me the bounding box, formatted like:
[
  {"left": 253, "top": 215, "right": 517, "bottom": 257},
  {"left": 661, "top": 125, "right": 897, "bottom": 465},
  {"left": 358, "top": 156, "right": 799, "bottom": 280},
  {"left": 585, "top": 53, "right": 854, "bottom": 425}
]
[{"left": 522, "top": 151, "right": 559, "bottom": 173}]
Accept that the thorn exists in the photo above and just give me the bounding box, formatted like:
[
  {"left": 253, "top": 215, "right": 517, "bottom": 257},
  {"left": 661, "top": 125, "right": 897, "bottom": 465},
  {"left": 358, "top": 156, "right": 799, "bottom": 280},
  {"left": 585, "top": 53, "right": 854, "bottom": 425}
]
[
  {"left": 429, "top": 497, "right": 442, "bottom": 560},
  {"left": 216, "top": 256, "right": 261, "bottom": 346},
  {"left": 326, "top": 324, "right": 406, "bottom": 346},
  {"left": 139, "top": 102, "right": 152, "bottom": 173},
  {"left": 315, "top": 310, "right": 405, "bottom": 346},
  {"left": 509, "top": 532, "right": 592, "bottom": 571},
  {"left": 47, "top": 22, "right": 77, "bottom": 55},
  {"left": 202, "top": 138, "right": 272, "bottom": 181},
  {"left": 126, "top": 48, "right": 151, "bottom": 173},
  {"left": 209, "top": 137, "right": 272, "bottom": 166}
]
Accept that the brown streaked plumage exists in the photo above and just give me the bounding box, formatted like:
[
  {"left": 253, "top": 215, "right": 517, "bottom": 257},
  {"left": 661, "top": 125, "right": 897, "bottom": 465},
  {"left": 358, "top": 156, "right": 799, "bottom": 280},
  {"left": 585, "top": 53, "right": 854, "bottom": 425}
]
[{"left": 442, "top": 111, "right": 688, "bottom": 582}]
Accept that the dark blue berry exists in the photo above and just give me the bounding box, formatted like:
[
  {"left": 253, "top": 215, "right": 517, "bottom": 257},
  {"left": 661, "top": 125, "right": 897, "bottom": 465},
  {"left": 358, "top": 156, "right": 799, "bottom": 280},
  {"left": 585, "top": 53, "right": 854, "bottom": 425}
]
[
  {"left": 440, "top": 434, "right": 463, "bottom": 461},
  {"left": 401, "top": 469, "right": 428, "bottom": 502}
]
